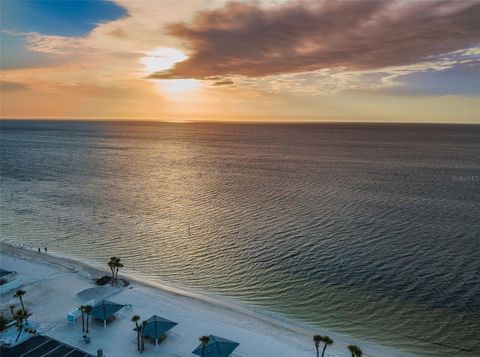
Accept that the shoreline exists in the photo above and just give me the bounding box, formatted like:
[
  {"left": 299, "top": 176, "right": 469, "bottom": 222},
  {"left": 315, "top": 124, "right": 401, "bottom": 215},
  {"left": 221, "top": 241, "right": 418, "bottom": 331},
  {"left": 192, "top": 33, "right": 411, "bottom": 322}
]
[{"left": 0, "top": 240, "right": 405, "bottom": 356}]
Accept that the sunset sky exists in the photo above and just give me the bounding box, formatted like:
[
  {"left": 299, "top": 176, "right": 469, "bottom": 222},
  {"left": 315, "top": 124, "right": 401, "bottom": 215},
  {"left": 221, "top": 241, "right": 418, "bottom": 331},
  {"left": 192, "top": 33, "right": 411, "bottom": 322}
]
[{"left": 1, "top": 0, "right": 479, "bottom": 123}]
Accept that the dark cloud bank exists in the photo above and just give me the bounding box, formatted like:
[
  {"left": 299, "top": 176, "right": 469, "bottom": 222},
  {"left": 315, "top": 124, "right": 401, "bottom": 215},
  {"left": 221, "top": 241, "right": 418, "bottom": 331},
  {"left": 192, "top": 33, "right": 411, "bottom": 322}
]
[{"left": 151, "top": 0, "right": 480, "bottom": 79}]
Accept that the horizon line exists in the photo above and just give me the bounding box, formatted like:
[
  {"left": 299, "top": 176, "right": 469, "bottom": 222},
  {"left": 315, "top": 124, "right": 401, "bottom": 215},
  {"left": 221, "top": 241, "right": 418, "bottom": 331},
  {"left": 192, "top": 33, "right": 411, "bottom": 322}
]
[{"left": 1, "top": 118, "right": 480, "bottom": 125}]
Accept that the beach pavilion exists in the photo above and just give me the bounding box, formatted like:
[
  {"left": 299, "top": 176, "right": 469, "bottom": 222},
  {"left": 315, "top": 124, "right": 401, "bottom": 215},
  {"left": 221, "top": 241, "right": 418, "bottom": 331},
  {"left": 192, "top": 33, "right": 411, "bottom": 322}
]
[
  {"left": 192, "top": 335, "right": 240, "bottom": 357},
  {"left": 133, "top": 315, "right": 177, "bottom": 346},
  {"left": 90, "top": 300, "right": 124, "bottom": 328}
]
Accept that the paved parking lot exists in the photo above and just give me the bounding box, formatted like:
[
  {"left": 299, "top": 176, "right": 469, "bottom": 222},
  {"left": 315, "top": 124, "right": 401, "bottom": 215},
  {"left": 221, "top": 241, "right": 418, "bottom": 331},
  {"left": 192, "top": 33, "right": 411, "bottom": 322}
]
[{"left": 0, "top": 335, "right": 94, "bottom": 357}]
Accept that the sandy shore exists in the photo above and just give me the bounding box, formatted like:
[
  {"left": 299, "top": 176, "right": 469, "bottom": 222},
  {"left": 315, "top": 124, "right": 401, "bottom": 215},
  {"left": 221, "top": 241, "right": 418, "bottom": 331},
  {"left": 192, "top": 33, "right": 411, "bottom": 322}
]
[{"left": 0, "top": 241, "right": 403, "bottom": 356}]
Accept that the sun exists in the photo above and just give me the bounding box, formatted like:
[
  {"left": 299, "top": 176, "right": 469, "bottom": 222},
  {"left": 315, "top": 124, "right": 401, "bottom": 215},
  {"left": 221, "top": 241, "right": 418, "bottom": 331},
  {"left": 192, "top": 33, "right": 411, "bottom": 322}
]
[
  {"left": 140, "top": 47, "right": 188, "bottom": 73},
  {"left": 140, "top": 47, "right": 201, "bottom": 95}
]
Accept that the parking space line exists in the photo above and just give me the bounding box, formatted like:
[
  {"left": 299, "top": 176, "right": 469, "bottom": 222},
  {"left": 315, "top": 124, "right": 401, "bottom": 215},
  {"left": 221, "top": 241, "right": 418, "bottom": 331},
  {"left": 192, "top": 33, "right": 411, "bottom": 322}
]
[
  {"left": 40, "top": 344, "right": 63, "bottom": 357},
  {"left": 20, "top": 339, "right": 52, "bottom": 357}
]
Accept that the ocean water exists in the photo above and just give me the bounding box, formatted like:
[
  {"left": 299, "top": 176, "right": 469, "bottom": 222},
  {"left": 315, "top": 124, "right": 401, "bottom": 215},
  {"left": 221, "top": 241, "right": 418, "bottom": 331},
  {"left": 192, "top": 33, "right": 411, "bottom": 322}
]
[{"left": 1, "top": 120, "right": 479, "bottom": 356}]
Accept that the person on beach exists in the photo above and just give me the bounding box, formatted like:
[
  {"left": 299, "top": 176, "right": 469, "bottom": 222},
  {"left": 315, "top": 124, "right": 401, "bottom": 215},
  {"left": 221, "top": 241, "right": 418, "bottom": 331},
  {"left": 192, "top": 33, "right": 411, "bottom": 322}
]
[
  {"left": 38, "top": 248, "right": 41, "bottom": 254},
  {"left": 44, "top": 247, "right": 47, "bottom": 253}
]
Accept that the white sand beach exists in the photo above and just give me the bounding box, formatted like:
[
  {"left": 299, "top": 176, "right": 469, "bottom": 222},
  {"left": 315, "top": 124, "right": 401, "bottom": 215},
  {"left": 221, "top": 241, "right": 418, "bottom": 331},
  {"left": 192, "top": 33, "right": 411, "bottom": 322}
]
[{"left": 0, "top": 242, "right": 403, "bottom": 357}]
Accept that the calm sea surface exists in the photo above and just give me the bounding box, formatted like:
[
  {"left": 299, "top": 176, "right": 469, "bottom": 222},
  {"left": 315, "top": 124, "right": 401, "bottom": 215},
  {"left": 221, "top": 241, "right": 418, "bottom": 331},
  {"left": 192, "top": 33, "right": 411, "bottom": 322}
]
[{"left": 1, "top": 121, "right": 479, "bottom": 356}]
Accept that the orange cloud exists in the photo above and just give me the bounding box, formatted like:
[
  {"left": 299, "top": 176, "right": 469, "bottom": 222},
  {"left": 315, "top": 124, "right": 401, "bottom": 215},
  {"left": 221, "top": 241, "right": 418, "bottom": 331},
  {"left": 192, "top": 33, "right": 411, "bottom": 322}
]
[{"left": 151, "top": 0, "right": 480, "bottom": 79}]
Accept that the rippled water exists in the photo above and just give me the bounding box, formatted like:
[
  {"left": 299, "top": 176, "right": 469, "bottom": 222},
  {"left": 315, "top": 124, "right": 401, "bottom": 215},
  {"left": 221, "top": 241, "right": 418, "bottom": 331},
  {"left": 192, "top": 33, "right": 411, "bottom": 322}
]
[{"left": 1, "top": 121, "right": 479, "bottom": 356}]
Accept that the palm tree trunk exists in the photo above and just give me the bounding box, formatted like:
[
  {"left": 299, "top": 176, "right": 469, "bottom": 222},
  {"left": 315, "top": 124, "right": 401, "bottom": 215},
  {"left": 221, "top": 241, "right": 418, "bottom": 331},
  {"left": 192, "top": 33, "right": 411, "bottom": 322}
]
[
  {"left": 15, "top": 320, "right": 23, "bottom": 342},
  {"left": 201, "top": 345, "right": 205, "bottom": 357},
  {"left": 110, "top": 265, "right": 115, "bottom": 285},
  {"left": 81, "top": 308, "right": 85, "bottom": 333},
  {"left": 86, "top": 312, "right": 90, "bottom": 333},
  {"left": 321, "top": 345, "right": 327, "bottom": 357},
  {"left": 19, "top": 297, "right": 27, "bottom": 323},
  {"left": 19, "top": 297, "right": 25, "bottom": 313},
  {"left": 135, "top": 322, "right": 140, "bottom": 351},
  {"left": 140, "top": 328, "right": 145, "bottom": 352}
]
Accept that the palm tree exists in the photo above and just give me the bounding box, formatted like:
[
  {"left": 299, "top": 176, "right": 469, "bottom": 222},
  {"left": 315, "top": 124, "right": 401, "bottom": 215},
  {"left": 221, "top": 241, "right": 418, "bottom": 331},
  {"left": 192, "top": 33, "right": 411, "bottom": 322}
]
[
  {"left": 114, "top": 258, "right": 124, "bottom": 285},
  {"left": 83, "top": 305, "right": 92, "bottom": 333},
  {"left": 348, "top": 345, "right": 356, "bottom": 357},
  {"left": 348, "top": 345, "right": 363, "bottom": 357},
  {"left": 321, "top": 336, "right": 333, "bottom": 357},
  {"left": 13, "top": 290, "right": 27, "bottom": 322},
  {"left": 355, "top": 346, "right": 363, "bottom": 357},
  {"left": 108, "top": 257, "right": 124, "bottom": 285},
  {"left": 79, "top": 305, "right": 85, "bottom": 332},
  {"left": 14, "top": 310, "right": 24, "bottom": 342},
  {"left": 199, "top": 335, "right": 210, "bottom": 357},
  {"left": 108, "top": 257, "right": 116, "bottom": 285},
  {"left": 313, "top": 335, "right": 323, "bottom": 357},
  {"left": 131, "top": 315, "right": 141, "bottom": 351},
  {"left": 14, "top": 309, "right": 30, "bottom": 342},
  {"left": 0, "top": 314, "right": 7, "bottom": 333}
]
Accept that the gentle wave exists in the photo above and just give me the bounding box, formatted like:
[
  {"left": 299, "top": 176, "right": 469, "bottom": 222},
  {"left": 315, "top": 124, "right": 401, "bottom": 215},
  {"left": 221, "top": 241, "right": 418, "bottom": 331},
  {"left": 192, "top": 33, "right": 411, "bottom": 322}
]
[{"left": 1, "top": 121, "right": 480, "bottom": 356}]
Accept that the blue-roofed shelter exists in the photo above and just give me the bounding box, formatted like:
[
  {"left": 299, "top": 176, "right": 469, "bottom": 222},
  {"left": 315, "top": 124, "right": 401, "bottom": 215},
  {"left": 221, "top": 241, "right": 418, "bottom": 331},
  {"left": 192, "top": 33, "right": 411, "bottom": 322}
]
[
  {"left": 90, "top": 300, "right": 124, "bottom": 328},
  {"left": 133, "top": 315, "right": 177, "bottom": 346},
  {"left": 192, "top": 335, "right": 240, "bottom": 357}
]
